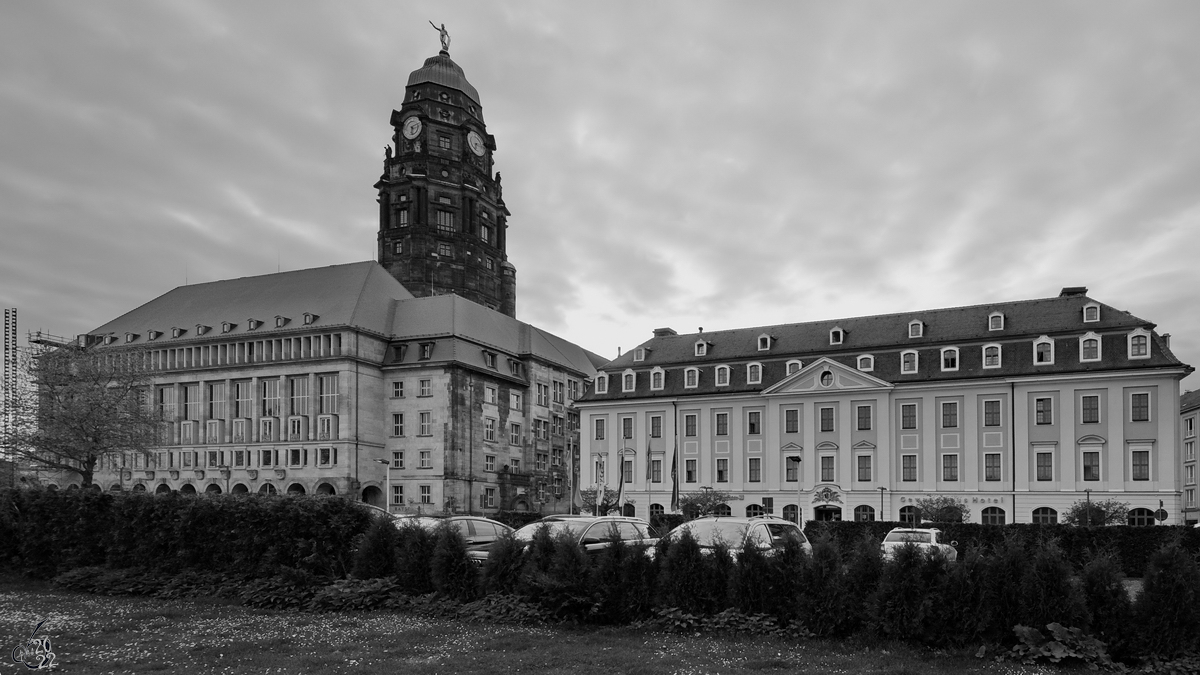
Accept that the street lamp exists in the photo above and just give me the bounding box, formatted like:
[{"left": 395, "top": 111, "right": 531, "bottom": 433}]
[
  {"left": 877, "top": 486, "right": 887, "bottom": 522},
  {"left": 373, "top": 457, "right": 391, "bottom": 512},
  {"left": 787, "top": 455, "right": 802, "bottom": 524},
  {"left": 1084, "top": 488, "right": 1092, "bottom": 527}
]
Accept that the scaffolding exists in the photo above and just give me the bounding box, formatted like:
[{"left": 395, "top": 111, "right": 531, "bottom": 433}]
[{"left": 2, "top": 308, "right": 16, "bottom": 461}]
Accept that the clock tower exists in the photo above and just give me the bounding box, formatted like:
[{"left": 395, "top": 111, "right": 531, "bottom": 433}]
[{"left": 376, "top": 43, "right": 517, "bottom": 317}]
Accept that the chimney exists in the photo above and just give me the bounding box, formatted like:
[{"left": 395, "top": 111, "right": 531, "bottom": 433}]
[
  {"left": 1163, "top": 333, "right": 1171, "bottom": 348},
  {"left": 1059, "top": 286, "right": 1088, "bottom": 297},
  {"left": 652, "top": 327, "right": 677, "bottom": 337}
]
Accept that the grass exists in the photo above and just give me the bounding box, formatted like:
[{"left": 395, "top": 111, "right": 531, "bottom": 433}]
[{"left": 0, "top": 577, "right": 1058, "bottom": 675}]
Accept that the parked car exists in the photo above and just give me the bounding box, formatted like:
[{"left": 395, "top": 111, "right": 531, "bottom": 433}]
[
  {"left": 880, "top": 527, "right": 958, "bottom": 562},
  {"left": 661, "top": 516, "right": 812, "bottom": 557},
  {"left": 391, "top": 515, "right": 513, "bottom": 554},
  {"left": 472, "top": 515, "right": 656, "bottom": 561}
]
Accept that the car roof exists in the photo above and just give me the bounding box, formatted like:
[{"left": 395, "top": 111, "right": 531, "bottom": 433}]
[
  {"left": 886, "top": 527, "right": 941, "bottom": 534},
  {"left": 685, "top": 515, "right": 798, "bottom": 525}
]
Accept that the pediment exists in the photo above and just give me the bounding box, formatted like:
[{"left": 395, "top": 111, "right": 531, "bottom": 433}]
[
  {"left": 762, "top": 357, "right": 893, "bottom": 396},
  {"left": 852, "top": 440, "right": 877, "bottom": 451}
]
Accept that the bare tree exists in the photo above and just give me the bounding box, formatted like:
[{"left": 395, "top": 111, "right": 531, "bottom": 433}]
[{"left": 2, "top": 342, "right": 160, "bottom": 488}]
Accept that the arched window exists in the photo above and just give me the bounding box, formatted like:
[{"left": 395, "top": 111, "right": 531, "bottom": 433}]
[
  {"left": 782, "top": 504, "right": 799, "bottom": 523},
  {"left": 1128, "top": 329, "right": 1151, "bottom": 359},
  {"left": 746, "top": 504, "right": 765, "bottom": 517},
  {"left": 649, "top": 503, "right": 665, "bottom": 517},
  {"left": 829, "top": 327, "right": 844, "bottom": 345},
  {"left": 746, "top": 363, "right": 762, "bottom": 384},
  {"left": 941, "top": 347, "right": 959, "bottom": 371},
  {"left": 786, "top": 360, "right": 803, "bottom": 375},
  {"left": 595, "top": 374, "right": 608, "bottom": 394},
  {"left": 989, "top": 312, "right": 1004, "bottom": 331},
  {"left": 714, "top": 504, "right": 732, "bottom": 517},
  {"left": 1031, "top": 507, "right": 1057, "bottom": 524},
  {"left": 983, "top": 344, "right": 1001, "bottom": 368},
  {"left": 684, "top": 367, "right": 699, "bottom": 388},
  {"left": 899, "top": 505, "right": 918, "bottom": 524},
  {"left": 715, "top": 366, "right": 730, "bottom": 386},
  {"left": 1034, "top": 337, "right": 1054, "bottom": 365},
  {"left": 622, "top": 503, "right": 636, "bottom": 517},
  {"left": 650, "top": 368, "right": 664, "bottom": 391},
  {"left": 981, "top": 507, "right": 1006, "bottom": 525},
  {"left": 1080, "top": 333, "right": 1101, "bottom": 362},
  {"left": 1083, "top": 302, "right": 1100, "bottom": 323},
  {"left": 908, "top": 320, "right": 924, "bottom": 338},
  {"left": 901, "top": 351, "right": 918, "bottom": 374},
  {"left": 854, "top": 505, "right": 876, "bottom": 522},
  {"left": 622, "top": 371, "right": 635, "bottom": 392},
  {"left": 857, "top": 355, "right": 874, "bottom": 371},
  {"left": 1127, "top": 508, "right": 1155, "bottom": 526}
]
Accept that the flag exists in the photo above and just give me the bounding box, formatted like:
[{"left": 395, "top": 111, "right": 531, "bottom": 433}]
[
  {"left": 570, "top": 451, "right": 581, "bottom": 514},
  {"left": 646, "top": 433, "right": 653, "bottom": 486},
  {"left": 669, "top": 441, "right": 679, "bottom": 512},
  {"left": 614, "top": 454, "right": 625, "bottom": 514}
]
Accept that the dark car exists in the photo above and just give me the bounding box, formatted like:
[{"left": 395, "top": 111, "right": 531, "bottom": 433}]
[
  {"left": 472, "top": 515, "right": 656, "bottom": 563},
  {"left": 391, "top": 515, "right": 513, "bottom": 553},
  {"left": 662, "top": 516, "right": 812, "bottom": 556}
]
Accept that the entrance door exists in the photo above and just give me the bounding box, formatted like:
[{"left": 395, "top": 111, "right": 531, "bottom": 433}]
[{"left": 813, "top": 506, "right": 842, "bottom": 521}]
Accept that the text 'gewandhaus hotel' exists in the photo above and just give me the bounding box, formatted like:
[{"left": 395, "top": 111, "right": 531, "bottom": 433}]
[{"left": 577, "top": 289, "right": 1192, "bottom": 525}]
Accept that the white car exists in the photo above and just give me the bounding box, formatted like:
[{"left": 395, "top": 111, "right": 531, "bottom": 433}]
[{"left": 880, "top": 527, "right": 958, "bottom": 562}]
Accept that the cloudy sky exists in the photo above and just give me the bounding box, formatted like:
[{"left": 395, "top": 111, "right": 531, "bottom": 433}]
[{"left": 3, "top": 1, "right": 1199, "bottom": 391}]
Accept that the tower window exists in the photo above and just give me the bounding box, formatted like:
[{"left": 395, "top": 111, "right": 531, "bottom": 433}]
[
  {"left": 396, "top": 209, "right": 408, "bottom": 227},
  {"left": 436, "top": 210, "right": 454, "bottom": 232},
  {"left": 393, "top": 242, "right": 402, "bottom": 254},
  {"left": 437, "top": 243, "right": 452, "bottom": 257},
  {"left": 485, "top": 257, "right": 494, "bottom": 270},
  {"left": 438, "top": 135, "right": 450, "bottom": 150},
  {"left": 480, "top": 224, "right": 492, "bottom": 244}
]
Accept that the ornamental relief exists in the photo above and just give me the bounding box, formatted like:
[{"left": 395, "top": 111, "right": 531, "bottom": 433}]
[{"left": 811, "top": 486, "right": 843, "bottom": 505}]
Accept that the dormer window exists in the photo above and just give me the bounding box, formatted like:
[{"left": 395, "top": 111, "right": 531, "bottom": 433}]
[
  {"left": 684, "top": 367, "right": 699, "bottom": 389},
  {"left": 941, "top": 347, "right": 959, "bottom": 372},
  {"left": 594, "top": 373, "right": 608, "bottom": 394},
  {"left": 786, "top": 360, "right": 803, "bottom": 376},
  {"left": 908, "top": 321, "right": 924, "bottom": 338},
  {"left": 650, "top": 367, "right": 665, "bottom": 391},
  {"left": 419, "top": 343, "right": 434, "bottom": 360},
  {"left": 715, "top": 365, "right": 730, "bottom": 386},
  {"left": 622, "top": 370, "right": 636, "bottom": 392},
  {"left": 983, "top": 344, "right": 1002, "bottom": 368},
  {"left": 275, "top": 316, "right": 289, "bottom": 328},
  {"left": 125, "top": 333, "right": 138, "bottom": 343},
  {"left": 829, "top": 327, "right": 844, "bottom": 345},
  {"left": 483, "top": 351, "right": 498, "bottom": 369},
  {"left": 857, "top": 355, "right": 874, "bottom": 372},
  {"left": 147, "top": 330, "right": 162, "bottom": 341},
  {"left": 1080, "top": 333, "right": 1101, "bottom": 362},
  {"left": 1034, "top": 336, "right": 1055, "bottom": 365},
  {"left": 757, "top": 334, "right": 772, "bottom": 351},
  {"left": 509, "top": 360, "right": 521, "bottom": 376},
  {"left": 989, "top": 312, "right": 1004, "bottom": 331},
  {"left": 195, "top": 324, "right": 210, "bottom": 336},
  {"left": 103, "top": 335, "right": 117, "bottom": 345},
  {"left": 1083, "top": 303, "right": 1100, "bottom": 323},
  {"left": 746, "top": 363, "right": 762, "bottom": 384},
  {"left": 247, "top": 318, "right": 261, "bottom": 331},
  {"left": 171, "top": 327, "right": 185, "bottom": 339},
  {"left": 633, "top": 348, "right": 646, "bottom": 362},
  {"left": 1128, "top": 328, "right": 1151, "bottom": 359},
  {"left": 303, "top": 313, "right": 318, "bottom": 325},
  {"left": 221, "top": 322, "right": 234, "bottom": 334},
  {"left": 901, "top": 350, "right": 918, "bottom": 374},
  {"left": 694, "top": 340, "right": 708, "bottom": 357}
]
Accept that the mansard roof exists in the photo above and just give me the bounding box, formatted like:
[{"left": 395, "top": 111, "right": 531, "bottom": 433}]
[
  {"left": 1183, "top": 389, "right": 1200, "bottom": 414},
  {"left": 585, "top": 292, "right": 1191, "bottom": 401}
]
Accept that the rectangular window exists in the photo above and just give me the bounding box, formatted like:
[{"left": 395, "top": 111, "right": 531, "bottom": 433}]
[
  {"left": 715, "top": 412, "right": 728, "bottom": 436},
  {"left": 438, "top": 135, "right": 450, "bottom": 150},
  {"left": 391, "top": 413, "right": 404, "bottom": 436},
  {"left": 234, "top": 381, "right": 251, "bottom": 418},
  {"left": 857, "top": 455, "right": 871, "bottom": 482},
  {"left": 595, "top": 418, "right": 606, "bottom": 440},
  {"left": 785, "top": 456, "right": 800, "bottom": 482},
  {"left": 289, "top": 377, "right": 309, "bottom": 416},
  {"left": 941, "top": 401, "right": 958, "bottom": 428},
  {"left": 856, "top": 405, "right": 871, "bottom": 431},
  {"left": 319, "top": 374, "right": 337, "bottom": 415},
  {"left": 820, "top": 456, "right": 835, "bottom": 482},
  {"left": 684, "top": 414, "right": 697, "bottom": 437},
  {"left": 419, "top": 379, "right": 432, "bottom": 397},
  {"left": 902, "top": 455, "right": 917, "bottom": 481},
  {"left": 510, "top": 392, "right": 521, "bottom": 409},
  {"left": 747, "top": 411, "right": 761, "bottom": 435},
  {"left": 748, "top": 457, "right": 761, "bottom": 482},
  {"left": 484, "top": 417, "right": 496, "bottom": 442},
  {"left": 391, "top": 485, "right": 403, "bottom": 506},
  {"left": 652, "top": 459, "right": 663, "bottom": 483},
  {"left": 484, "top": 385, "right": 496, "bottom": 403},
  {"left": 260, "top": 449, "right": 272, "bottom": 467},
  {"left": 289, "top": 448, "right": 303, "bottom": 467},
  {"left": 552, "top": 415, "right": 564, "bottom": 436},
  {"left": 419, "top": 411, "right": 431, "bottom": 436},
  {"left": 1083, "top": 451, "right": 1100, "bottom": 481},
  {"left": 484, "top": 487, "right": 496, "bottom": 508},
  {"left": 485, "top": 455, "right": 496, "bottom": 472},
  {"left": 621, "top": 417, "right": 633, "bottom": 440},
  {"left": 182, "top": 383, "right": 200, "bottom": 420},
  {"left": 535, "top": 419, "right": 549, "bottom": 440},
  {"left": 820, "top": 407, "right": 834, "bottom": 433},
  {"left": 1132, "top": 450, "right": 1150, "bottom": 480},
  {"left": 436, "top": 210, "right": 454, "bottom": 232},
  {"left": 1081, "top": 395, "right": 1100, "bottom": 424},
  {"left": 510, "top": 423, "right": 522, "bottom": 445},
  {"left": 392, "top": 450, "right": 404, "bottom": 470},
  {"left": 208, "top": 383, "right": 226, "bottom": 419},
  {"left": 716, "top": 458, "right": 729, "bottom": 482},
  {"left": 1035, "top": 398, "right": 1053, "bottom": 425},
  {"left": 1186, "top": 418, "right": 1195, "bottom": 438},
  {"left": 985, "top": 453, "right": 1001, "bottom": 481},
  {"left": 1036, "top": 452, "right": 1053, "bottom": 481},
  {"left": 784, "top": 409, "right": 798, "bottom": 434},
  {"left": 1187, "top": 440, "right": 1196, "bottom": 461},
  {"left": 1131, "top": 393, "right": 1150, "bottom": 422},
  {"left": 685, "top": 459, "right": 697, "bottom": 483},
  {"left": 420, "top": 485, "right": 432, "bottom": 504},
  {"left": 942, "top": 454, "right": 959, "bottom": 481},
  {"left": 419, "top": 450, "right": 431, "bottom": 469},
  {"left": 621, "top": 459, "right": 632, "bottom": 483},
  {"left": 650, "top": 415, "right": 662, "bottom": 438},
  {"left": 901, "top": 403, "right": 917, "bottom": 430},
  {"left": 552, "top": 448, "right": 563, "bottom": 466},
  {"left": 536, "top": 383, "right": 549, "bottom": 406},
  {"left": 392, "top": 381, "right": 404, "bottom": 398},
  {"left": 983, "top": 400, "right": 1001, "bottom": 427}
]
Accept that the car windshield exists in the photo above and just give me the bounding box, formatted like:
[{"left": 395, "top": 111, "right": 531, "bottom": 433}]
[
  {"left": 513, "top": 520, "right": 592, "bottom": 542},
  {"left": 884, "top": 531, "right": 932, "bottom": 544},
  {"left": 676, "top": 521, "right": 749, "bottom": 548}
]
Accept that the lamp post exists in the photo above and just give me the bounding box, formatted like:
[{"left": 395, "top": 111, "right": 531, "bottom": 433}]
[
  {"left": 373, "top": 457, "right": 391, "bottom": 513},
  {"left": 788, "top": 455, "right": 802, "bottom": 524},
  {"left": 877, "top": 486, "right": 887, "bottom": 522},
  {"left": 1084, "top": 488, "right": 1092, "bottom": 527}
]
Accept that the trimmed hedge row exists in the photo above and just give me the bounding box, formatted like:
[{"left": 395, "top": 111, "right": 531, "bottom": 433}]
[
  {"left": 0, "top": 488, "right": 372, "bottom": 579},
  {"left": 805, "top": 520, "right": 1200, "bottom": 576}
]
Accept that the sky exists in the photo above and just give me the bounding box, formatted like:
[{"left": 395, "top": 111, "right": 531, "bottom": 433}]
[{"left": 2, "top": 1, "right": 1199, "bottom": 391}]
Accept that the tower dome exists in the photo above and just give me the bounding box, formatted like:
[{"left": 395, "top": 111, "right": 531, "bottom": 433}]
[{"left": 406, "top": 52, "right": 481, "bottom": 107}]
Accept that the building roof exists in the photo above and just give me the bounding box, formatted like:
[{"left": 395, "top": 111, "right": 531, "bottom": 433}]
[
  {"left": 407, "top": 51, "right": 481, "bottom": 105},
  {"left": 389, "top": 294, "right": 604, "bottom": 377},
  {"left": 585, "top": 291, "right": 1192, "bottom": 402},
  {"left": 90, "top": 262, "right": 414, "bottom": 343},
  {"left": 1183, "top": 389, "right": 1200, "bottom": 414}
]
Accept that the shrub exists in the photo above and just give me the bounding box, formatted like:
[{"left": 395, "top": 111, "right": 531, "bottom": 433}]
[
  {"left": 394, "top": 522, "right": 437, "bottom": 594},
  {"left": 590, "top": 537, "right": 656, "bottom": 624},
  {"left": 1079, "top": 550, "right": 1133, "bottom": 660},
  {"left": 925, "top": 546, "right": 990, "bottom": 646},
  {"left": 538, "top": 531, "right": 593, "bottom": 620},
  {"left": 982, "top": 534, "right": 1029, "bottom": 641},
  {"left": 480, "top": 530, "right": 525, "bottom": 596},
  {"left": 1019, "top": 538, "right": 1089, "bottom": 631},
  {"left": 797, "top": 534, "right": 854, "bottom": 637},
  {"left": 1134, "top": 542, "right": 1200, "bottom": 657},
  {"left": 870, "top": 543, "right": 948, "bottom": 641},
  {"left": 841, "top": 531, "right": 883, "bottom": 633},
  {"left": 732, "top": 541, "right": 773, "bottom": 617},
  {"left": 351, "top": 518, "right": 399, "bottom": 579},
  {"left": 430, "top": 524, "right": 477, "bottom": 602},
  {"left": 1008, "top": 623, "right": 1119, "bottom": 671},
  {"left": 656, "top": 529, "right": 719, "bottom": 615}
]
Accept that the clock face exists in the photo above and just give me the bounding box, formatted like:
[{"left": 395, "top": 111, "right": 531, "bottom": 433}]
[
  {"left": 402, "top": 117, "right": 423, "bottom": 140},
  {"left": 467, "top": 131, "right": 486, "bottom": 157}
]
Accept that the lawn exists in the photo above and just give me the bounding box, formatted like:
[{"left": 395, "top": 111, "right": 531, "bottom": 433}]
[{"left": 0, "top": 578, "right": 1055, "bottom": 674}]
